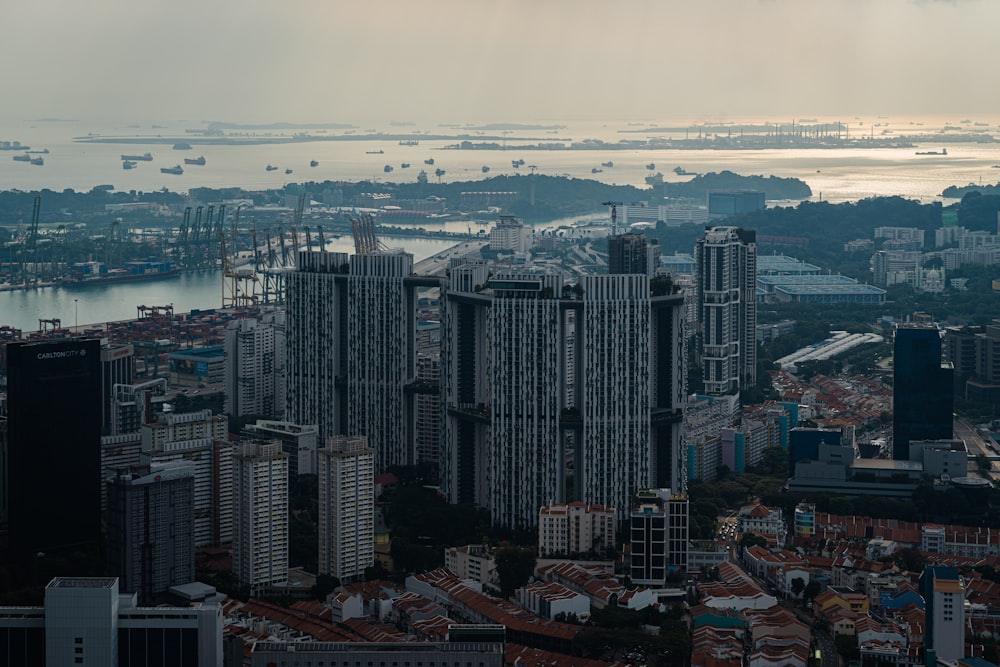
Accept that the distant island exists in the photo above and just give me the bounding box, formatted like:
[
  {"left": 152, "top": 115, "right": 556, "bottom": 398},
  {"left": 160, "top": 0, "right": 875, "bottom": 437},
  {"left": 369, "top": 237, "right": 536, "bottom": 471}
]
[
  {"left": 659, "top": 170, "right": 812, "bottom": 201},
  {"left": 942, "top": 182, "right": 1000, "bottom": 198}
]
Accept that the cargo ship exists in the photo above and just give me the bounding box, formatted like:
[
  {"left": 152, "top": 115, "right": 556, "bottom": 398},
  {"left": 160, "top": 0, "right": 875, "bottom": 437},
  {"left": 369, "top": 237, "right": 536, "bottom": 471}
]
[
  {"left": 123, "top": 160, "right": 137, "bottom": 169},
  {"left": 310, "top": 160, "right": 319, "bottom": 167},
  {"left": 12, "top": 153, "right": 31, "bottom": 162},
  {"left": 184, "top": 156, "right": 206, "bottom": 165},
  {"left": 62, "top": 261, "right": 180, "bottom": 285},
  {"left": 121, "top": 153, "right": 153, "bottom": 161},
  {"left": 160, "top": 165, "right": 183, "bottom": 175},
  {"left": 30, "top": 157, "right": 44, "bottom": 166}
]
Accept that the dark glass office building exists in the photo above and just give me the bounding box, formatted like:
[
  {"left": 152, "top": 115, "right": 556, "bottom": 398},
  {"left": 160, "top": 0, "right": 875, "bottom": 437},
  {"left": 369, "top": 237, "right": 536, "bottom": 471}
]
[
  {"left": 6, "top": 339, "right": 102, "bottom": 561},
  {"left": 892, "top": 326, "right": 953, "bottom": 460}
]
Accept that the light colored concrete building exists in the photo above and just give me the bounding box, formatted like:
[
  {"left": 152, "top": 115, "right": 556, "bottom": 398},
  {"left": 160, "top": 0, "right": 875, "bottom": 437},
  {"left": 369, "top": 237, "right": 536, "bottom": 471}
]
[
  {"left": 318, "top": 435, "right": 375, "bottom": 581},
  {"left": 233, "top": 440, "right": 289, "bottom": 590},
  {"left": 538, "top": 502, "right": 616, "bottom": 558},
  {"left": 224, "top": 310, "right": 286, "bottom": 419}
]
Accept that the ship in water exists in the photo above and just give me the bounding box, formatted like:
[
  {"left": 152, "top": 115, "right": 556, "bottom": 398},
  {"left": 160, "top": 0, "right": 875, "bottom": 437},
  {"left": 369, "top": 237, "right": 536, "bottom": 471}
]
[
  {"left": 30, "top": 157, "right": 44, "bottom": 166},
  {"left": 310, "top": 160, "right": 319, "bottom": 167},
  {"left": 266, "top": 164, "right": 278, "bottom": 171},
  {"left": 62, "top": 260, "right": 179, "bottom": 286},
  {"left": 12, "top": 153, "right": 31, "bottom": 162},
  {"left": 160, "top": 165, "right": 183, "bottom": 175},
  {"left": 482, "top": 165, "right": 490, "bottom": 173},
  {"left": 384, "top": 164, "right": 394, "bottom": 173},
  {"left": 424, "top": 158, "right": 435, "bottom": 165},
  {"left": 122, "top": 160, "right": 137, "bottom": 170},
  {"left": 399, "top": 140, "right": 419, "bottom": 146},
  {"left": 601, "top": 161, "right": 614, "bottom": 168},
  {"left": 915, "top": 148, "right": 947, "bottom": 156},
  {"left": 121, "top": 153, "right": 153, "bottom": 161},
  {"left": 512, "top": 158, "right": 526, "bottom": 168},
  {"left": 400, "top": 163, "right": 410, "bottom": 169},
  {"left": 673, "top": 166, "right": 697, "bottom": 175},
  {"left": 285, "top": 168, "right": 293, "bottom": 174},
  {"left": 173, "top": 143, "right": 192, "bottom": 150},
  {"left": 184, "top": 156, "right": 206, "bottom": 166},
  {"left": 366, "top": 149, "right": 384, "bottom": 154},
  {"left": 591, "top": 168, "right": 603, "bottom": 174}
]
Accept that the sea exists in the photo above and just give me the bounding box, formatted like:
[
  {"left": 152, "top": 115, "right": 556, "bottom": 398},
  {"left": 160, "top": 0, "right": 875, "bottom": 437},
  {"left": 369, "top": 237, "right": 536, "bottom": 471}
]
[{"left": 2, "top": 114, "right": 1000, "bottom": 332}]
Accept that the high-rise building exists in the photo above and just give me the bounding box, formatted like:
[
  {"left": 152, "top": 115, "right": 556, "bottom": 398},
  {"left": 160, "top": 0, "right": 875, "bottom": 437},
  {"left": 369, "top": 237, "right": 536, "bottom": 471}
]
[
  {"left": 233, "top": 440, "right": 288, "bottom": 590},
  {"left": 629, "top": 489, "right": 689, "bottom": 587},
  {"left": 893, "top": 325, "right": 953, "bottom": 460},
  {"left": 920, "top": 565, "right": 965, "bottom": 663},
  {"left": 695, "top": 226, "right": 757, "bottom": 398},
  {"left": 441, "top": 268, "right": 686, "bottom": 529},
  {"left": 140, "top": 410, "right": 232, "bottom": 547},
  {"left": 6, "top": 339, "right": 102, "bottom": 561},
  {"left": 106, "top": 463, "right": 195, "bottom": 604},
  {"left": 608, "top": 233, "right": 659, "bottom": 277},
  {"left": 489, "top": 215, "right": 533, "bottom": 253},
  {"left": 224, "top": 311, "right": 286, "bottom": 419},
  {"left": 101, "top": 343, "right": 134, "bottom": 435},
  {"left": 318, "top": 435, "right": 374, "bottom": 581},
  {"left": 707, "top": 191, "right": 765, "bottom": 218},
  {"left": 286, "top": 250, "right": 434, "bottom": 472},
  {"left": 537, "top": 502, "right": 616, "bottom": 558},
  {"left": 241, "top": 419, "right": 318, "bottom": 478}
]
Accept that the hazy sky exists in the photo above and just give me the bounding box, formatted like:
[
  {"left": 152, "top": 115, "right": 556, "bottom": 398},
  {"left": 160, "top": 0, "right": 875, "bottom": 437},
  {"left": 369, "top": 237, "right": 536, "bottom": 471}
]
[{"left": 3, "top": 0, "right": 998, "bottom": 125}]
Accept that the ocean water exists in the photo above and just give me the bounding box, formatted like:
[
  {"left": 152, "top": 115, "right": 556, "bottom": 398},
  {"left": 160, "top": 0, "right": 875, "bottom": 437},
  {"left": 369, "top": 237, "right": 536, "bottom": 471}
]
[{"left": 1, "top": 115, "right": 999, "bottom": 204}]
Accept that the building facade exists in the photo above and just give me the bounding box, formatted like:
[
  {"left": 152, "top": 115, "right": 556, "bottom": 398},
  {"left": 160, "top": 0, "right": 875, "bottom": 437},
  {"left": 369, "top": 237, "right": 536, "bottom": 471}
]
[
  {"left": 224, "top": 311, "right": 286, "bottom": 419},
  {"left": 892, "top": 325, "right": 953, "bottom": 459},
  {"left": 630, "top": 489, "right": 689, "bottom": 586},
  {"left": 695, "top": 226, "right": 757, "bottom": 397},
  {"left": 233, "top": 441, "right": 289, "bottom": 590},
  {"left": 318, "top": 435, "right": 375, "bottom": 581},
  {"left": 106, "top": 464, "right": 195, "bottom": 605},
  {"left": 537, "top": 502, "right": 616, "bottom": 557}
]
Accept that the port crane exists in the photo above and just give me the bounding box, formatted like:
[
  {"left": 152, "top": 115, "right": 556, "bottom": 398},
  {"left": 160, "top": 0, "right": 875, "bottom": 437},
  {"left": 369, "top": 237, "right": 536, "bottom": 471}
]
[
  {"left": 602, "top": 200, "right": 623, "bottom": 237},
  {"left": 351, "top": 214, "right": 388, "bottom": 254}
]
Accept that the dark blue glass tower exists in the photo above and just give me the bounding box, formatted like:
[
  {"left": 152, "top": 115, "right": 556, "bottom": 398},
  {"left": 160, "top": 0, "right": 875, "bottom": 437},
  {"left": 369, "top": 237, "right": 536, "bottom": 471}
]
[{"left": 892, "top": 326, "right": 953, "bottom": 460}]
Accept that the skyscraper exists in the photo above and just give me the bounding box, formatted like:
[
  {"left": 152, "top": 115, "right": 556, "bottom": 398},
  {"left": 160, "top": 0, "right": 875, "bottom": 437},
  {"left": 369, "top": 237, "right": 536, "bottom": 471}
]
[
  {"left": 318, "top": 435, "right": 375, "bottom": 581},
  {"left": 920, "top": 565, "right": 965, "bottom": 662},
  {"left": 286, "top": 250, "right": 434, "bottom": 472},
  {"left": 893, "top": 325, "right": 953, "bottom": 460},
  {"left": 695, "top": 226, "right": 757, "bottom": 399},
  {"left": 233, "top": 440, "right": 289, "bottom": 590},
  {"left": 441, "top": 267, "right": 686, "bottom": 529},
  {"left": 224, "top": 311, "right": 286, "bottom": 419},
  {"left": 608, "top": 233, "right": 658, "bottom": 276},
  {"left": 106, "top": 463, "right": 195, "bottom": 604},
  {"left": 100, "top": 343, "right": 135, "bottom": 435},
  {"left": 6, "top": 339, "right": 102, "bottom": 561}
]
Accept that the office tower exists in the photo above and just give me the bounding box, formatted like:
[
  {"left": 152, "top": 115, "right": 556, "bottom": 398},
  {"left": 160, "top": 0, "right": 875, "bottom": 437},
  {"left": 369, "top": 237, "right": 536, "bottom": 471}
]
[
  {"left": 608, "top": 233, "right": 657, "bottom": 276},
  {"left": 920, "top": 566, "right": 965, "bottom": 663},
  {"left": 893, "top": 325, "right": 953, "bottom": 460},
  {"left": 224, "top": 311, "right": 286, "bottom": 419},
  {"left": 140, "top": 410, "right": 232, "bottom": 547},
  {"left": 695, "top": 226, "right": 757, "bottom": 398},
  {"left": 101, "top": 343, "right": 134, "bottom": 435},
  {"left": 287, "top": 250, "right": 432, "bottom": 471},
  {"left": 318, "top": 436, "right": 374, "bottom": 581},
  {"left": 233, "top": 441, "right": 288, "bottom": 590},
  {"left": 242, "top": 419, "right": 318, "bottom": 477},
  {"left": 6, "top": 339, "right": 102, "bottom": 561},
  {"left": 106, "top": 463, "right": 195, "bottom": 604},
  {"left": 629, "top": 489, "right": 689, "bottom": 587},
  {"left": 707, "top": 191, "right": 765, "bottom": 218},
  {"left": 441, "top": 268, "right": 686, "bottom": 529}
]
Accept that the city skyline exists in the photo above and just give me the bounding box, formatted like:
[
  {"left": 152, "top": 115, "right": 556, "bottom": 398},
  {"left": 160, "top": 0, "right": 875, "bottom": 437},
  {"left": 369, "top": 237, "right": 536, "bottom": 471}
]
[{"left": 2, "top": 1, "right": 999, "bottom": 125}]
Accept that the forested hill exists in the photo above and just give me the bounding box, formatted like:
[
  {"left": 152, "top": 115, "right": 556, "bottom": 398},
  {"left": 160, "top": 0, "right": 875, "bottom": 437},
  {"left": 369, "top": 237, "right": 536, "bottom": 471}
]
[{"left": 661, "top": 170, "right": 812, "bottom": 200}]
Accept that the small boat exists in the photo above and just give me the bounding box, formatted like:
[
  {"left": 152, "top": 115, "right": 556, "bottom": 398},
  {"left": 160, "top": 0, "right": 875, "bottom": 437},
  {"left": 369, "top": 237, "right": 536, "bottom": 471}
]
[
  {"left": 266, "top": 164, "right": 278, "bottom": 171},
  {"left": 424, "top": 158, "right": 435, "bottom": 165},
  {"left": 646, "top": 163, "right": 656, "bottom": 170},
  {"left": 601, "top": 161, "right": 614, "bottom": 168},
  {"left": 30, "top": 157, "right": 44, "bottom": 166},
  {"left": 160, "top": 165, "right": 183, "bottom": 175},
  {"left": 384, "top": 165, "right": 394, "bottom": 173},
  {"left": 122, "top": 160, "right": 137, "bottom": 169},
  {"left": 285, "top": 168, "right": 293, "bottom": 174},
  {"left": 172, "top": 143, "right": 192, "bottom": 150},
  {"left": 121, "top": 153, "right": 153, "bottom": 161},
  {"left": 482, "top": 165, "right": 490, "bottom": 173},
  {"left": 400, "top": 163, "right": 410, "bottom": 169},
  {"left": 12, "top": 153, "right": 31, "bottom": 162},
  {"left": 512, "top": 158, "right": 525, "bottom": 168},
  {"left": 434, "top": 167, "right": 445, "bottom": 177},
  {"left": 366, "top": 149, "right": 384, "bottom": 154},
  {"left": 310, "top": 160, "right": 319, "bottom": 167},
  {"left": 184, "top": 156, "right": 206, "bottom": 165},
  {"left": 591, "top": 168, "right": 603, "bottom": 174}
]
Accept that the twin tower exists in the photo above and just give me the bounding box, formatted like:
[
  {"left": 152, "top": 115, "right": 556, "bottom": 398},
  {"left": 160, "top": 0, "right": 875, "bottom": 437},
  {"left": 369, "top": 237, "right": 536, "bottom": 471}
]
[{"left": 286, "top": 248, "right": 687, "bottom": 529}]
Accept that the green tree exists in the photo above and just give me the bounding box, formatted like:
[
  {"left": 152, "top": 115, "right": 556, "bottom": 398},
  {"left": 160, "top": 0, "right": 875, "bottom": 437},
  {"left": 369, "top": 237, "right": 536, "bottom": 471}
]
[
  {"left": 495, "top": 546, "right": 537, "bottom": 597},
  {"left": 791, "top": 577, "right": 805, "bottom": 599}
]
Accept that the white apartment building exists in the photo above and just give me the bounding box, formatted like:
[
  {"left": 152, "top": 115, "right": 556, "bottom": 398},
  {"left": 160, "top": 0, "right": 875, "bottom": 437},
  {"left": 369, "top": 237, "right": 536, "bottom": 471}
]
[
  {"left": 695, "top": 226, "right": 757, "bottom": 397},
  {"left": 224, "top": 310, "right": 286, "bottom": 419},
  {"left": 737, "top": 503, "right": 787, "bottom": 546},
  {"left": 489, "top": 215, "right": 532, "bottom": 253},
  {"left": 233, "top": 440, "right": 289, "bottom": 590},
  {"left": 444, "top": 544, "right": 497, "bottom": 585},
  {"left": 140, "top": 410, "right": 232, "bottom": 547},
  {"left": 318, "top": 435, "right": 375, "bottom": 581},
  {"left": 537, "top": 502, "right": 616, "bottom": 557}
]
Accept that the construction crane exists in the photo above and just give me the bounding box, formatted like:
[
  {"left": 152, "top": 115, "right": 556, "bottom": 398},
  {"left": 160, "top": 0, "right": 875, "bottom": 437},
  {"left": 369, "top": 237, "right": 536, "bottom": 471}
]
[
  {"left": 351, "top": 214, "right": 388, "bottom": 254},
  {"left": 316, "top": 224, "right": 326, "bottom": 251},
  {"left": 221, "top": 232, "right": 258, "bottom": 309},
  {"left": 602, "top": 200, "right": 623, "bottom": 237}
]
